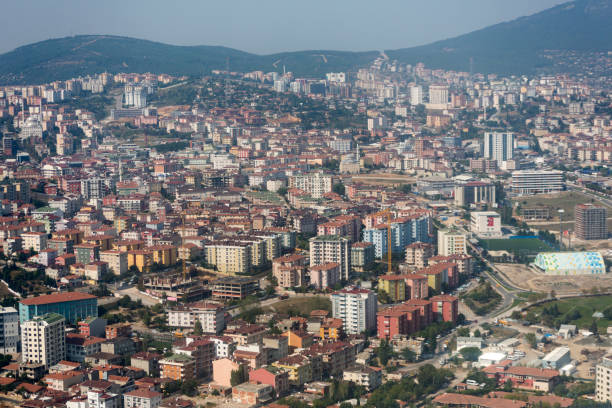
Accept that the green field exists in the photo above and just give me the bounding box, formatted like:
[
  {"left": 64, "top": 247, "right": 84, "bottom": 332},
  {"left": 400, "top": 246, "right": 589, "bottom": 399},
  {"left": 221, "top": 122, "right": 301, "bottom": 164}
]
[
  {"left": 480, "top": 238, "right": 552, "bottom": 253},
  {"left": 526, "top": 295, "right": 612, "bottom": 330}
]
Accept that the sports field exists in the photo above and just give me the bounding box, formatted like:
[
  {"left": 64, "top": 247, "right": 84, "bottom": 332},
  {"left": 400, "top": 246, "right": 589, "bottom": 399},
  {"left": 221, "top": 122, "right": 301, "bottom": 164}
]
[
  {"left": 480, "top": 238, "right": 552, "bottom": 253},
  {"left": 526, "top": 295, "right": 612, "bottom": 330}
]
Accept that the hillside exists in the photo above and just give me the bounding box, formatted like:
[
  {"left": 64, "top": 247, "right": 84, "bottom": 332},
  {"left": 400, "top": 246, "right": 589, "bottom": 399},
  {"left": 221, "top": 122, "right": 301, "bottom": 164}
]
[
  {"left": 386, "top": 0, "right": 612, "bottom": 75},
  {"left": 0, "top": 0, "right": 610, "bottom": 84},
  {"left": 0, "top": 35, "right": 378, "bottom": 85}
]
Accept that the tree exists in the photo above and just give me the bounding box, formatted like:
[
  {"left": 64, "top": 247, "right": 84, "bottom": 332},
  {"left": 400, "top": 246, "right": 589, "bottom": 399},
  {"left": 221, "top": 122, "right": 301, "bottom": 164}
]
[
  {"left": 193, "top": 320, "right": 203, "bottom": 336},
  {"left": 503, "top": 379, "right": 513, "bottom": 392},
  {"left": 401, "top": 348, "right": 417, "bottom": 363},
  {"left": 332, "top": 182, "right": 345, "bottom": 196},
  {"left": 376, "top": 339, "right": 394, "bottom": 366},
  {"left": 459, "top": 347, "right": 481, "bottom": 362},
  {"left": 590, "top": 319, "right": 600, "bottom": 341},
  {"left": 525, "top": 332, "right": 537, "bottom": 348},
  {"left": 230, "top": 368, "right": 248, "bottom": 386}
]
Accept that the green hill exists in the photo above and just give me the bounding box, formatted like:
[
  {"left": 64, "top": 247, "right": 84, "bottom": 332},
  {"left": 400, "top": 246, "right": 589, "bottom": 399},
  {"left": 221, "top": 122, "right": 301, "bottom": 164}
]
[
  {"left": 0, "top": 35, "right": 377, "bottom": 84},
  {"left": 0, "top": 0, "right": 610, "bottom": 84},
  {"left": 386, "top": 0, "right": 612, "bottom": 75}
]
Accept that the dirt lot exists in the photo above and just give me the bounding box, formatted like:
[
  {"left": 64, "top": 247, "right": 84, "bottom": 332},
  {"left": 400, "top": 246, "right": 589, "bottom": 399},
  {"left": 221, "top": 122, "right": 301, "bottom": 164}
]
[{"left": 495, "top": 263, "right": 612, "bottom": 295}]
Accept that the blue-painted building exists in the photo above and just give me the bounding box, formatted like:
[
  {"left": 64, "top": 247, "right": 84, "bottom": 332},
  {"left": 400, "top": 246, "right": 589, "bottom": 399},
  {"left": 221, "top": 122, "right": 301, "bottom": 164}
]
[
  {"left": 363, "top": 215, "right": 431, "bottom": 258},
  {"left": 19, "top": 292, "right": 98, "bottom": 324}
]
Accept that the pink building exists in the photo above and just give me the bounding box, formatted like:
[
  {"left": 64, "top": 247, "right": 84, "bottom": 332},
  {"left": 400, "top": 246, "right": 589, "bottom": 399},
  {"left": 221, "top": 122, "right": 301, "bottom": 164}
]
[
  {"left": 212, "top": 358, "right": 246, "bottom": 389},
  {"left": 309, "top": 262, "right": 340, "bottom": 289},
  {"left": 404, "top": 274, "right": 428, "bottom": 300},
  {"left": 249, "top": 366, "right": 290, "bottom": 396}
]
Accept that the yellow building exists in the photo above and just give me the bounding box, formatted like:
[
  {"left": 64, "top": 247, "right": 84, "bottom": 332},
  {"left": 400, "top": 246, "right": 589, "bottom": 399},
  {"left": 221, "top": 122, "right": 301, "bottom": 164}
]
[
  {"left": 150, "top": 245, "right": 178, "bottom": 266},
  {"left": 272, "top": 355, "right": 312, "bottom": 386},
  {"left": 127, "top": 250, "right": 153, "bottom": 272},
  {"left": 84, "top": 235, "right": 114, "bottom": 251},
  {"left": 205, "top": 242, "right": 251, "bottom": 275},
  {"left": 319, "top": 318, "right": 343, "bottom": 340},
  {"left": 114, "top": 217, "right": 130, "bottom": 233},
  {"left": 378, "top": 275, "right": 406, "bottom": 302},
  {"left": 425, "top": 272, "right": 441, "bottom": 292}
]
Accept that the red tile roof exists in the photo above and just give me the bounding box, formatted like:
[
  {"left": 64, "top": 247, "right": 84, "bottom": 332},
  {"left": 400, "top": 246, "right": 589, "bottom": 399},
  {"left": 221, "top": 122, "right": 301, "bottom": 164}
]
[{"left": 20, "top": 292, "right": 96, "bottom": 305}]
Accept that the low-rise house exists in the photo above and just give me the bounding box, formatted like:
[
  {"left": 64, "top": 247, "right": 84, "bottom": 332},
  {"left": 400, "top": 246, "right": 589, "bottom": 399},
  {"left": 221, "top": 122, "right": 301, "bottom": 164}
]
[{"left": 343, "top": 364, "right": 382, "bottom": 390}]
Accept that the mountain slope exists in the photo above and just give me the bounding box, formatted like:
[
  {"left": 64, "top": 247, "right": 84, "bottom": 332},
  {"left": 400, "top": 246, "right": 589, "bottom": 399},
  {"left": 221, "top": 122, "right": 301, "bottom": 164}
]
[
  {"left": 0, "top": 35, "right": 378, "bottom": 85},
  {"left": 386, "top": 0, "right": 612, "bottom": 74},
  {"left": 0, "top": 0, "right": 610, "bottom": 84}
]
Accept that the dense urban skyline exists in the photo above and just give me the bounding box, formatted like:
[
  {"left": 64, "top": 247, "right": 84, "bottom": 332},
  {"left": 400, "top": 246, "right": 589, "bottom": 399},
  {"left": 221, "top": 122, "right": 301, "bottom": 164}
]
[{"left": 0, "top": 0, "right": 568, "bottom": 54}]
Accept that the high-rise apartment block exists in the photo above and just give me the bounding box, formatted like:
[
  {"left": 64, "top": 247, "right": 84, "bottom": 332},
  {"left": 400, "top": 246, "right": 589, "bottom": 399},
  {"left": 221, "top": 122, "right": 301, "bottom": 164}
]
[
  {"left": 289, "top": 173, "right": 334, "bottom": 199},
  {"left": 410, "top": 86, "right": 423, "bottom": 105},
  {"left": 428, "top": 85, "right": 449, "bottom": 106},
  {"left": 21, "top": 313, "right": 66, "bottom": 369},
  {"left": 483, "top": 132, "right": 515, "bottom": 165},
  {"left": 596, "top": 355, "right": 612, "bottom": 402},
  {"left": 331, "top": 287, "right": 377, "bottom": 335},
  {"left": 437, "top": 229, "right": 467, "bottom": 256},
  {"left": 575, "top": 204, "right": 607, "bottom": 240},
  {"left": 309, "top": 235, "right": 351, "bottom": 280},
  {"left": 0, "top": 307, "right": 19, "bottom": 354}
]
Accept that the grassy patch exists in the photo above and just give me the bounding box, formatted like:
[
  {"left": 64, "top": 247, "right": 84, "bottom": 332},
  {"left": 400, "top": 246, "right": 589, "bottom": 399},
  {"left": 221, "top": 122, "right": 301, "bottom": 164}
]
[
  {"left": 525, "top": 295, "right": 612, "bottom": 330},
  {"left": 264, "top": 296, "right": 331, "bottom": 316},
  {"left": 462, "top": 282, "right": 502, "bottom": 316},
  {"left": 480, "top": 238, "right": 552, "bottom": 253}
]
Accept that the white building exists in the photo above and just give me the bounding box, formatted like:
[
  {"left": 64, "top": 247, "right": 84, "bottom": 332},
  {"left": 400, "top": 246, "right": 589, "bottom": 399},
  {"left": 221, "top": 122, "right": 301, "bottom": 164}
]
[
  {"left": 0, "top": 307, "right": 19, "bottom": 354},
  {"left": 511, "top": 170, "right": 565, "bottom": 195},
  {"left": 483, "top": 132, "right": 514, "bottom": 165},
  {"left": 331, "top": 287, "right": 377, "bottom": 335},
  {"left": 429, "top": 84, "right": 449, "bottom": 106},
  {"left": 343, "top": 364, "right": 382, "bottom": 390},
  {"left": 470, "top": 211, "right": 502, "bottom": 237},
  {"left": 81, "top": 178, "right": 104, "bottom": 200},
  {"left": 437, "top": 229, "right": 467, "bottom": 256},
  {"left": 410, "top": 86, "right": 423, "bottom": 106},
  {"left": 326, "top": 72, "right": 346, "bottom": 83},
  {"left": 123, "top": 389, "right": 162, "bottom": 408},
  {"left": 596, "top": 355, "right": 612, "bottom": 402},
  {"left": 167, "top": 302, "right": 225, "bottom": 334},
  {"left": 309, "top": 235, "right": 351, "bottom": 280},
  {"left": 289, "top": 172, "right": 334, "bottom": 199},
  {"left": 21, "top": 231, "right": 48, "bottom": 252},
  {"left": 21, "top": 313, "right": 66, "bottom": 369}
]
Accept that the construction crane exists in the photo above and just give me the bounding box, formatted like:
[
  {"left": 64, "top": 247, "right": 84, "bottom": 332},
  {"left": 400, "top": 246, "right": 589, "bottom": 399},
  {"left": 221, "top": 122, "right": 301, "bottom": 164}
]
[{"left": 378, "top": 208, "right": 394, "bottom": 275}]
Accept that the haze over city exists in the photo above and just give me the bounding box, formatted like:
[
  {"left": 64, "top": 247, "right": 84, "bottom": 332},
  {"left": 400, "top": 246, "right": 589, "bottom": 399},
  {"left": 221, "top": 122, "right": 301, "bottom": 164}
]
[
  {"left": 0, "top": 0, "right": 568, "bottom": 54},
  {"left": 0, "top": 1, "right": 612, "bottom": 408}
]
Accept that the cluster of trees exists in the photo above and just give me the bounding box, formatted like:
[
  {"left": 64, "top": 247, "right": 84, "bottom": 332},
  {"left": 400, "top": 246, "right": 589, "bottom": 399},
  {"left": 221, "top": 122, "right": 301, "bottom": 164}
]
[
  {"left": 0, "top": 264, "right": 55, "bottom": 295},
  {"left": 152, "top": 141, "right": 190, "bottom": 153},
  {"left": 365, "top": 365, "right": 453, "bottom": 408},
  {"left": 279, "top": 380, "right": 366, "bottom": 408},
  {"left": 462, "top": 282, "right": 502, "bottom": 316}
]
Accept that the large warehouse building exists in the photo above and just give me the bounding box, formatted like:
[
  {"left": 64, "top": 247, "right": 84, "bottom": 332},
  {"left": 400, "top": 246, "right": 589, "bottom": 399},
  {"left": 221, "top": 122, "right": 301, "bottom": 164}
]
[{"left": 533, "top": 252, "right": 606, "bottom": 275}]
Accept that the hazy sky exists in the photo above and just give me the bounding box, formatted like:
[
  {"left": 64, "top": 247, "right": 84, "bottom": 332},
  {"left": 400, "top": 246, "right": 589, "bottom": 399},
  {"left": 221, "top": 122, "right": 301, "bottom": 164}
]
[{"left": 0, "top": 0, "right": 569, "bottom": 54}]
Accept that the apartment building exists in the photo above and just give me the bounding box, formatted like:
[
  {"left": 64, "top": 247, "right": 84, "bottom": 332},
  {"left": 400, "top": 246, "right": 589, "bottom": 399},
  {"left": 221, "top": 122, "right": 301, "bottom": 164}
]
[
  {"left": 575, "top": 204, "right": 607, "bottom": 240},
  {"left": 405, "top": 242, "right": 434, "bottom": 269},
  {"left": 331, "top": 287, "right": 377, "bottom": 335},
  {"left": 289, "top": 172, "right": 334, "bottom": 198},
  {"left": 204, "top": 241, "right": 251, "bottom": 275},
  {"left": 167, "top": 301, "right": 225, "bottom": 334},
  {"left": 0, "top": 306, "right": 19, "bottom": 354},
  {"left": 309, "top": 235, "right": 351, "bottom": 280},
  {"left": 596, "top": 355, "right": 612, "bottom": 402},
  {"left": 100, "top": 250, "right": 128, "bottom": 276},
  {"left": 21, "top": 313, "right": 66, "bottom": 369},
  {"left": 437, "top": 229, "right": 467, "bottom": 256}
]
